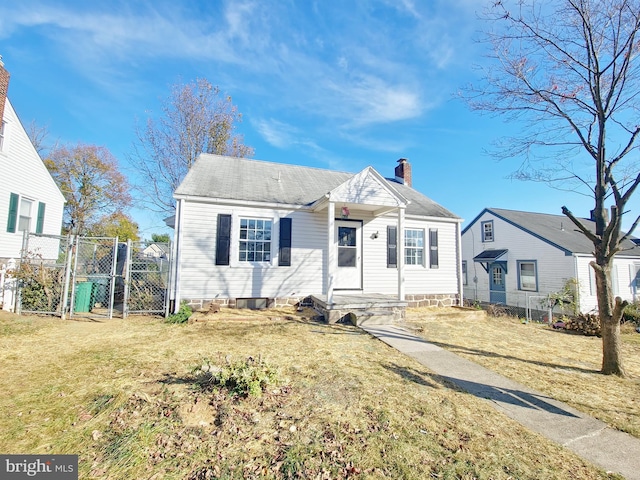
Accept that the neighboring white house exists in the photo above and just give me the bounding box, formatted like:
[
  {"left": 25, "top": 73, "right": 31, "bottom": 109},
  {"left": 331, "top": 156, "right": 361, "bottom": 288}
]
[
  {"left": 461, "top": 207, "right": 640, "bottom": 315},
  {"left": 0, "top": 59, "right": 65, "bottom": 310},
  {"left": 170, "top": 155, "right": 463, "bottom": 314}
]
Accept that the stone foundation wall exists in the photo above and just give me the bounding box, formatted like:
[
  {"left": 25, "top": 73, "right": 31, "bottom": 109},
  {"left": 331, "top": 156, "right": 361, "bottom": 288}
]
[
  {"left": 404, "top": 293, "right": 459, "bottom": 308},
  {"left": 182, "top": 296, "right": 304, "bottom": 312}
]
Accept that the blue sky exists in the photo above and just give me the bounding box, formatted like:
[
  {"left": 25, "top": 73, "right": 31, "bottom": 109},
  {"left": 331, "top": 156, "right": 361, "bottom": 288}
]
[{"left": 1, "top": 0, "right": 634, "bottom": 238}]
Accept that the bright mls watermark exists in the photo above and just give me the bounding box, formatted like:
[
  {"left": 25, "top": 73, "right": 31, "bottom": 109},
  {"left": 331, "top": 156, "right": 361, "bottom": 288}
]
[{"left": 0, "top": 455, "right": 78, "bottom": 479}]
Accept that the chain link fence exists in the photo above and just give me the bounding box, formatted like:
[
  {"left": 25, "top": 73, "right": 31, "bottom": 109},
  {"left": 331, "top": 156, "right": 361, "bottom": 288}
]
[
  {"left": 15, "top": 233, "right": 171, "bottom": 318},
  {"left": 463, "top": 295, "right": 571, "bottom": 323},
  {"left": 16, "top": 233, "right": 71, "bottom": 315},
  {"left": 125, "top": 241, "right": 170, "bottom": 316}
]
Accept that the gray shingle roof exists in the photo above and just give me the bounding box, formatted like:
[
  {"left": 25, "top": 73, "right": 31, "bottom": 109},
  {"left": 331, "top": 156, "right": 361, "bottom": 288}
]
[
  {"left": 485, "top": 208, "right": 640, "bottom": 257},
  {"left": 175, "top": 154, "right": 459, "bottom": 219}
]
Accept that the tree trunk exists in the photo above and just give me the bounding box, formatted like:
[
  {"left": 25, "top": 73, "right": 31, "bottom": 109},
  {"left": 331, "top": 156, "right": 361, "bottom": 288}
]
[{"left": 593, "top": 261, "right": 627, "bottom": 376}]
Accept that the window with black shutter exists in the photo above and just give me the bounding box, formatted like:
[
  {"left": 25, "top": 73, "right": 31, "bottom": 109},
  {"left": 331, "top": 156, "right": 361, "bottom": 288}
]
[{"left": 215, "top": 214, "right": 232, "bottom": 266}]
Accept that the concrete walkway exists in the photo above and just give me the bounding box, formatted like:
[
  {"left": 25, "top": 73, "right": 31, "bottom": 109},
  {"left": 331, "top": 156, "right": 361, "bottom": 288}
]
[{"left": 361, "top": 324, "right": 640, "bottom": 480}]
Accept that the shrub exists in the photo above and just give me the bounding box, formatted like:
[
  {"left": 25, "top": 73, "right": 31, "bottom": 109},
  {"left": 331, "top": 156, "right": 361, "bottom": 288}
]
[
  {"left": 193, "top": 355, "right": 279, "bottom": 398},
  {"left": 623, "top": 302, "right": 640, "bottom": 326},
  {"left": 166, "top": 302, "right": 192, "bottom": 324}
]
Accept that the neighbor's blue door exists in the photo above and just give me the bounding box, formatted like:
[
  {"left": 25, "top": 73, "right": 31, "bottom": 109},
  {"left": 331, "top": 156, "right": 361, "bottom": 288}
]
[{"left": 489, "top": 263, "right": 506, "bottom": 304}]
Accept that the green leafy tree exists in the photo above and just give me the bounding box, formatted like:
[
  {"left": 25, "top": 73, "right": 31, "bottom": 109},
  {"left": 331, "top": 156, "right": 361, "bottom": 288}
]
[
  {"left": 151, "top": 233, "right": 170, "bottom": 243},
  {"left": 89, "top": 212, "right": 140, "bottom": 242},
  {"left": 130, "top": 78, "right": 254, "bottom": 215},
  {"left": 44, "top": 143, "right": 132, "bottom": 235},
  {"left": 464, "top": 0, "right": 640, "bottom": 376}
]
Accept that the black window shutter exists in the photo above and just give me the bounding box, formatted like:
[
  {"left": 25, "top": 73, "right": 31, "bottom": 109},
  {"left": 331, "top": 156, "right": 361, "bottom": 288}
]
[
  {"left": 7, "top": 193, "right": 18, "bottom": 233},
  {"left": 215, "top": 214, "right": 231, "bottom": 266},
  {"left": 387, "top": 225, "right": 397, "bottom": 268},
  {"left": 36, "top": 202, "right": 46, "bottom": 234},
  {"left": 279, "top": 218, "right": 292, "bottom": 266},
  {"left": 429, "top": 229, "right": 439, "bottom": 268}
]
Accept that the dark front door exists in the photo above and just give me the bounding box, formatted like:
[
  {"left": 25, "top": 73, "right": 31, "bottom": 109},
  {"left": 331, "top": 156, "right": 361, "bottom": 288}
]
[{"left": 489, "top": 263, "right": 506, "bottom": 304}]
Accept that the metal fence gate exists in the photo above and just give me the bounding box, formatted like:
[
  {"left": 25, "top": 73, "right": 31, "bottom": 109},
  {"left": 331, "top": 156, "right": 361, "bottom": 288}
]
[{"left": 16, "top": 232, "right": 171, "bottom": 319}]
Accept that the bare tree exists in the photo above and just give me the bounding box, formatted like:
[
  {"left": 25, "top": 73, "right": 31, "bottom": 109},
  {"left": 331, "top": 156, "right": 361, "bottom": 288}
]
[
  {"left": 464, "top": 0, "right": 640, "bottom": 376},
  {"left": 129, "top": 78, "right": 254, "bottom": 215},
  {"left": 26, "top": 120, "right": 54, "bottom": 156},
  {"left": 45, "top": 143, "right": 133, "bottom": 235}
]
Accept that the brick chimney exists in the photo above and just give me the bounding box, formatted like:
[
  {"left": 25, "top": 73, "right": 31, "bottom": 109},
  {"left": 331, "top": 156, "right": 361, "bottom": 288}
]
[
  {"left": 0, "top": 56, "right": 9, "bottom": 122},
  {"left": 394, "top": 158, "right": 412, "bottom": 187}
]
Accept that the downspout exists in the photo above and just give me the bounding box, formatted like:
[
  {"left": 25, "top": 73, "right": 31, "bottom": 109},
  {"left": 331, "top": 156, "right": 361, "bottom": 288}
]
[
  {"left": 397, "top": 207, "right": 405, "bottom": 301},
  {"left": 456, "top": 220, "right": 463, "bottom": 306},
  {"left": 327, "top": 201, "right": 335, "bottom": 304},
  {"left": 573, "top": 254, "right": 581, "bottom": 314},
  {"left": 171, "top": 198, "right": 184, "bottom": 314}
]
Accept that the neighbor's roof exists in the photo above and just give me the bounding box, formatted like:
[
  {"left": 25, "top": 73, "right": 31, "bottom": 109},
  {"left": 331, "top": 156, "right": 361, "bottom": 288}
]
[
  {"left": 175, "top": 154, "right": 459, "bottom": 219},
  {"left": 469, "top": 207, "right": 640, "bottom": 257}
]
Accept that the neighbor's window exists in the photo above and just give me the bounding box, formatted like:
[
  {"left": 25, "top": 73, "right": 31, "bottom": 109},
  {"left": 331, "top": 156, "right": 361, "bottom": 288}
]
[
  {"left": 239, "top": 218, "right": 272, "bottom": 262},
  {"left": 0, "top": 121, "right": 5, "bottom": 151},
  {"left": 405, "top": 229, "right": 424, "bottom": 265},
  {"left": 481, "top": 220, "right": 494, "bottom": 242},
  {"left": 518, "top": 261, "right": 537, "bottom": 291},
  {"left": 462, "top": 261, "right": 467, "bottom": 286},
  {"left": 18, "top": 197, "right": 33, "bottom": 232}
]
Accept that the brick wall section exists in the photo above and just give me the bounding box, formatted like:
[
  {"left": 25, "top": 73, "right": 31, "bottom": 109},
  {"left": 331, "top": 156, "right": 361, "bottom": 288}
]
[{"left": 0, "top": 62, "right": 10, "bottom": 122}]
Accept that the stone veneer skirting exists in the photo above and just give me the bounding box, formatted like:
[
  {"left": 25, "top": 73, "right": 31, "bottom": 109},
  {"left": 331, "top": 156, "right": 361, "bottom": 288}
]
[
  {"left": 182, "top": 293, "right": 459, "bottom": 322},
  {"left": 182, "top": 296, "right": 305, "bottom": 312},
  {"left": 404, "top": 293, "right": 459, "bottom": 308}
]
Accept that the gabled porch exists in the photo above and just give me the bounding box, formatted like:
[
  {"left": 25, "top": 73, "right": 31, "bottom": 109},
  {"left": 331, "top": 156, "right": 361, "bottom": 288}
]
[{"left": 309, "top": 166, "right": 409, "bottom": 309}]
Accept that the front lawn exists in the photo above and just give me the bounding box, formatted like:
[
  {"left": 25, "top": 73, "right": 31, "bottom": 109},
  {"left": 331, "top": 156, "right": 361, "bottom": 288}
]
[
  {"left": 405, "top": 308, "right": 640, "bottom": 438},
  {"left": 0, "top": 308, "right": 621, "bottom": 479}
]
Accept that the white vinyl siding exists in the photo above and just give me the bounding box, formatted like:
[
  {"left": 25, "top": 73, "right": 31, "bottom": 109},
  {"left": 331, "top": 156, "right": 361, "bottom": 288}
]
[
  {"left": 364, "top": 215, "right": 459, "bottom": 296},
  {"left": 462, "top": 211, "right": 640, "bottom": 314},
  {"left": 0, "top": 100, "right": 64, "bottom": 259}
]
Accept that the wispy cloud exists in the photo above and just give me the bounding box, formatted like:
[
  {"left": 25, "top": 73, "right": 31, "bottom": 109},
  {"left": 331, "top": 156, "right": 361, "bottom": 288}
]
[{"left": 0, "top": 0, "right": 479, "bottom": 149}]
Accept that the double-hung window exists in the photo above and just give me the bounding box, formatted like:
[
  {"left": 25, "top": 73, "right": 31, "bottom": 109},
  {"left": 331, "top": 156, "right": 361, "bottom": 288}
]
[
  {"left": 481, "top": 220, "right": 494, "bottom": 242},
  {"left": 518, "top": 261, "right": 537, "bottom": 291},
  {"left": 239, "top": 218, "right": 272, "bottom": 262},
  {"left": 0, "top": 121, "right": 6, "bottom": 152},
  {"left": 405, "top": 229, "right": 424, "bottom": 266},
  {"left": 462, "top": 261, "right": 468, "bottom": 285}
]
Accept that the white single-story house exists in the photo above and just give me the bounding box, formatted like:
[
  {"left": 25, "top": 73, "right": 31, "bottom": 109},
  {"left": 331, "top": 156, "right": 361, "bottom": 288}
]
[
  {"left": 461, "top": 207, "right": 640, "bottom": 315},
  {"left": 169, "top": 155, "right": 463, "bottom": 320},
  {"left": 0, "top": 58, "right": 65, "bottom": 311}
]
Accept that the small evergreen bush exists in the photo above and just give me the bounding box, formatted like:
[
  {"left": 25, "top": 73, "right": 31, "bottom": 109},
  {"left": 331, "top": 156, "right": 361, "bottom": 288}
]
[{"left": 166, "top": 302, "right": 192, "bottom": 324}]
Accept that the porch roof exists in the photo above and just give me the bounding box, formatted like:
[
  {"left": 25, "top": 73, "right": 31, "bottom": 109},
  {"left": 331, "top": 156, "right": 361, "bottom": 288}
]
[{"left": 473, "top": 249, "right": 508, "bottom": 262}]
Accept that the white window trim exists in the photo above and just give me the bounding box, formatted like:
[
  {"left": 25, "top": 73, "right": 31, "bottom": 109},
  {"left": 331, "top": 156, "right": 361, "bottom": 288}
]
[
  {"left": 462, "top": 260, "right": 468, "bottom": 286},
  {"left": 230, "top": 214, "right": 276, "bottom": 267},
  {"left": 481, "top": 220, "right": 494, "bottom": 243},
  {"left": 0, "top": 120, "right": 7, "bottom": 153},
  {"left": 404, "top": 227, "right": 425, "bottom": 267}
]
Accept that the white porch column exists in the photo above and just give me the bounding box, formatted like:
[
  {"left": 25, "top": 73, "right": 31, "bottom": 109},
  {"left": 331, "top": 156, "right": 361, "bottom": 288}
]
[
  {"left": 327, "top": 201, "right": 335, "bottom": 304},
  {"left": 397, "top": 207, "right": 405, "bottom": 301}
]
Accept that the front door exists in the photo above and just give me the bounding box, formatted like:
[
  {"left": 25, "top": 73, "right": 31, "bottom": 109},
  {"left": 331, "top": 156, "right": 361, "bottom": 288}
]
[
  {"left": 489, "top": 262, "right": 506, "bottom": 304},
  {"left": 335, "top": 220, "right": 362, "bottom": 290}
]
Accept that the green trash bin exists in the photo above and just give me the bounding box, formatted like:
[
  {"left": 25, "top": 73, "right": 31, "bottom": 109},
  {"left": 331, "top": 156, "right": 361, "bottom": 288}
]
[{"left": 75, "top": 282, "right": 96, "bottom": 313}]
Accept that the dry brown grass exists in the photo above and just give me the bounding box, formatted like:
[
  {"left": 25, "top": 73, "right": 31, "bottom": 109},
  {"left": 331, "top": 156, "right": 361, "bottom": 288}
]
[
  {"left": 405, "top": 307, "right": 640, "bottom": 439},
  {"left": 0, "top": 308, "right": 623, "bottom": 479}
]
